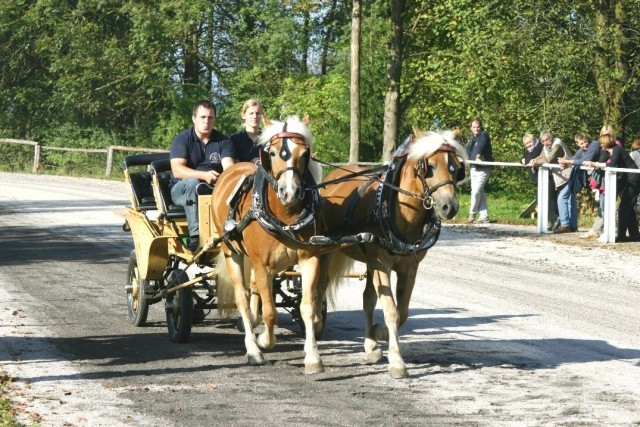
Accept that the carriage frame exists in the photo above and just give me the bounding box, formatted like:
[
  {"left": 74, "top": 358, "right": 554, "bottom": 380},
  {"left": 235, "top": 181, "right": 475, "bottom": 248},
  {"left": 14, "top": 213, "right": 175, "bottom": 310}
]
[{"left": 116, "top": 152, "right": 322, "bottom": 343}]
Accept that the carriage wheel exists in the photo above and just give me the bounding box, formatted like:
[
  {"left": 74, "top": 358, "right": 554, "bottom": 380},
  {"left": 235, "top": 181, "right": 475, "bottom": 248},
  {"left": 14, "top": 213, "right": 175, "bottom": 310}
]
[
  {"left": 126, "top": 250, "right": 149, "bottom": 327},
  {"left": 165, "top": 270, "right": 193, "bottom": 343}
]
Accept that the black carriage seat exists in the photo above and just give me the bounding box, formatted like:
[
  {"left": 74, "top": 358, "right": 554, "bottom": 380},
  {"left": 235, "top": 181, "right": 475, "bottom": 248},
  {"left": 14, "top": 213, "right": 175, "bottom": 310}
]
[
  {"left": 122, "top": 153, "right": 169, "bottom": 211},
  {"left": 149, "top": 158, "right": 187, "bottom": 219}
]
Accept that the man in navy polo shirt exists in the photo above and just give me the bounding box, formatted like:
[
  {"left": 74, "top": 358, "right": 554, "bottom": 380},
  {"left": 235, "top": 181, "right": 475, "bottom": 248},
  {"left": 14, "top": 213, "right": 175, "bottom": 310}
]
[{"left": 170, "top": 100, "right": 235, "bottom": 251}]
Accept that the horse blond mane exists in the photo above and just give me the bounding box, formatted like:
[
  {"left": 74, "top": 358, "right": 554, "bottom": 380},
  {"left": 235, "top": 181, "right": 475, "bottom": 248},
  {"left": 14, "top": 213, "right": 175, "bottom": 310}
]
[
  {"left": 407, "top": 130, "right": 468, "bottom": 164},
  {"left": 258, "top": 115, "right": 314, "bottom": 148}
]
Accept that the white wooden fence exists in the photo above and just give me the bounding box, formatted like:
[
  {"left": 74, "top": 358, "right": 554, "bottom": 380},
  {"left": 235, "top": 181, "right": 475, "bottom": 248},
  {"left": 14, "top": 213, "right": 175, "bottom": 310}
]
[
  {"left": 469, "top": 159, "right": 640, "bottom": 243},
  {"left": 4, "top": 138, "right": 637, "bottom": 243}
]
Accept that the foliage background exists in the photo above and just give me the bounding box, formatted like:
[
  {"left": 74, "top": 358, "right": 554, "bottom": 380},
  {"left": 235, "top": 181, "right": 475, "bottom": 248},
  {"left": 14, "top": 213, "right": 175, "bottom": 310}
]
[{"left": 1, "top": 0, "right": 640, "bottom": 191}]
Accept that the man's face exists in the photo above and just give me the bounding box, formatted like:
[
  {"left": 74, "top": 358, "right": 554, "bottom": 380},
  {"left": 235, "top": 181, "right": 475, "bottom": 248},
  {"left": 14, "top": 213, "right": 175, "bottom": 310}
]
[
  {"left": 192, "top": 106, "right": 215, "bottom": 136},
  {"left": 541, "top": 135, "right": 553, "bottom": 148},
  {"left": 575, "top": 138, "right": 589, "bottom": 151},
  {"left": 471, "top": 122, "right": 481, "bottom": 136}
]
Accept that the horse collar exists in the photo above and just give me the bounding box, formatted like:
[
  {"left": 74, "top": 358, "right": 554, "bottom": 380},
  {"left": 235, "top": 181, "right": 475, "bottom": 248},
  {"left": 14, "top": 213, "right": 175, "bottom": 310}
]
[
  {"left": 250, "top": 166, "right": 320, "bottom": 241},
  {"left": 375, "top": 156, "right": 442, "bottom": 255}
]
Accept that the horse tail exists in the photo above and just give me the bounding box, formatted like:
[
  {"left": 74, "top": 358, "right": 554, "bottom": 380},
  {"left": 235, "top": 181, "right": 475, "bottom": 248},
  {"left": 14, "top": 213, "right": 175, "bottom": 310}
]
[
  {"left": 320, "top": 250, "right": 355, "bottom": 309},
  {"left": 213, "top": 252, "right": 252, "bottom": 318}
]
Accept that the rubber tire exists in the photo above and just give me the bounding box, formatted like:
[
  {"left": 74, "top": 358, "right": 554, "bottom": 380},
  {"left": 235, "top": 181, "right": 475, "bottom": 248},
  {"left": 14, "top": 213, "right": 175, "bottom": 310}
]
[
  {"left": 165, "top": 270, "right": 193, "bottom": 343},
  {"left": 126, "top": 250, "right": 149, "bottom": 327}
]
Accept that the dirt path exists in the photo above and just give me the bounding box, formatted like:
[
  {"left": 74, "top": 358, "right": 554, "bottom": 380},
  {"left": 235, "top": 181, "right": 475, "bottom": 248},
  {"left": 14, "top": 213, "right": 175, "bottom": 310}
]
[{"left": 1, "top": 172, "right": 639, "bottom": 426}]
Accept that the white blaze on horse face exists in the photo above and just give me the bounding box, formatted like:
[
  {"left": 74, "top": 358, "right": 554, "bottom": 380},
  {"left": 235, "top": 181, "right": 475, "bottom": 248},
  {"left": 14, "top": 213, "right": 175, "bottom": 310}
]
[{"left": 277, "top": 138, "right": 304, "bottom": 206}]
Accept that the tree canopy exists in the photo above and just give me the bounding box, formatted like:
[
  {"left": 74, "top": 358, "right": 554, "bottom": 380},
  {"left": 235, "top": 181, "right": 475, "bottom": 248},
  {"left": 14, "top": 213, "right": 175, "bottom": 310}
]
[{"left": 2, "top": 0, "right": 640, "bottom": 190}]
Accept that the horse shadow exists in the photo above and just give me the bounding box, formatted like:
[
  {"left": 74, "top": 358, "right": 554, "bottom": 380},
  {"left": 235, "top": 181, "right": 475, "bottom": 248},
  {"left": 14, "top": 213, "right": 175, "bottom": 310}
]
[
  {"left": 314, "top": 307, "right": 640, "bottom": 379},
  {"left": 2, "top": 306, "right": 640, "bottom": 385}
]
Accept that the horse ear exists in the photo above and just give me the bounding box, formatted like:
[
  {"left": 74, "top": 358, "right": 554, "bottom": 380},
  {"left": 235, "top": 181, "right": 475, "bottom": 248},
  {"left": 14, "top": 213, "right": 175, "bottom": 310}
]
[
  {"left": 263, "top": 116, "right": 272, "bottom": 127},
  {"left": 302, "top": 115, "right": 310, "bottom": 125},
  {"left": 452, "top": 128, "right": 462, "bottom": 141},
  {"left": 412, "top": 126, "right": 425, "bottom": 138}
]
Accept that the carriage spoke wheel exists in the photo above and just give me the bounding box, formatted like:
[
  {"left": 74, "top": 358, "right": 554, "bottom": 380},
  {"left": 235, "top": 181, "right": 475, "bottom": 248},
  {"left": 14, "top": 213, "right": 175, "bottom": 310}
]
[
  {"left": 165, "top": 270, "right": 193, "bottom": 343},
  {"left": 126, "top": 250, "right": 149, "bottom": 327}
]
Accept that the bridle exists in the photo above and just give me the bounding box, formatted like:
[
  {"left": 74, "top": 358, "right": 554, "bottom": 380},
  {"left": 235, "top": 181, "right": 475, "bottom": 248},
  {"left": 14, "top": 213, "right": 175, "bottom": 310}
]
[
  {"left": 413, "top": 144, "right": 461, "bottom": 210},
  {"left": 259, "top": 131, "right": 310, "bottom": 192}
]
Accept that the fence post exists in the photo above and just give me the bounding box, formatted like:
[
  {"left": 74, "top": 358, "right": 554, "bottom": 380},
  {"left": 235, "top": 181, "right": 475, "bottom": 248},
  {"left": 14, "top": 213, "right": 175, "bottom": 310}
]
[
  {"left": 106, "top": 146, "right": 114, "bottom": 176},
  {"left": 33, "top": 142, "right": 41, "bottom": 173},
  {"left": 536, "top": 166, "right": 550, "bottom": 233},
  {"left": 602, "top": 169, "right": 617, "bottom": 243}
]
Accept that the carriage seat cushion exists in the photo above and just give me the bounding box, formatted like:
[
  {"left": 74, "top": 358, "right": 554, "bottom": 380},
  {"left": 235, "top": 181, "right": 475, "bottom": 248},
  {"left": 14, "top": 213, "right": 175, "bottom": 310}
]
[
  {"left": 149, "top": 160, "right": 186, "bottom": 219},
  {"left": 128, "top": 171, "right": 157, "bottom": 211}
]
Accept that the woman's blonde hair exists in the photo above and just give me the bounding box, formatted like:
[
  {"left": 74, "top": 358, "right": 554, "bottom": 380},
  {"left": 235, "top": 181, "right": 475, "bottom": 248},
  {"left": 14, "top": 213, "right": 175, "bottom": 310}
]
[
  {"left": 599, "top": 133, "right": 616, "bottom": 149},
  {"left": 522, "top": 133, "right": 535, "bottom": 145},
  {"left": 599, "top": 124, "right": 616, "bottom": 140},
  {"left": 241, "top": 99, "right": 263, "bottom": 116}
]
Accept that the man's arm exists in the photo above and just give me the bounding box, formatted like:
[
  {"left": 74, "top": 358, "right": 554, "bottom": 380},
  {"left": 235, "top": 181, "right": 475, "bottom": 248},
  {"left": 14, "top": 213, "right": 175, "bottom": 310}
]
[{"left": 171, "top": 158, "right": 220, "bottom": 185}]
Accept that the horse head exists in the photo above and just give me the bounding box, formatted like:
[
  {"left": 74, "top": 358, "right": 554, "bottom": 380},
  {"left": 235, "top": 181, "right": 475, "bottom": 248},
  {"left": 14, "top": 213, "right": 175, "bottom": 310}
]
[
  {"left": 406, "top": 127, "right": 468, "bottom": 220},
  {"left": 258, "top": 115, "right": 317, "bottom": 207}
]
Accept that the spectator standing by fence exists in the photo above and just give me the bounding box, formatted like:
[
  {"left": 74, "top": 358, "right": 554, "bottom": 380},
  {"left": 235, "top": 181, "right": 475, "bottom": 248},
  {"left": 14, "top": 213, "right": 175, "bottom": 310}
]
[
  {"left": 466, "top": 118, "right": 493, "bottom": 224},
  {"left": 630, "top": 136, "right": 640, "bottom": 169},
  {"left": 584, "top": 131, "right": 640, "bottom": 242},
  {"left": 522, "top": 133, "right": 543, "bottom": 186},
  {"left": 529, "top": 131, "right": 573, "bottom": 232},
  {"left": 557, "top": 132, "right": 602, "bottom": 232}
]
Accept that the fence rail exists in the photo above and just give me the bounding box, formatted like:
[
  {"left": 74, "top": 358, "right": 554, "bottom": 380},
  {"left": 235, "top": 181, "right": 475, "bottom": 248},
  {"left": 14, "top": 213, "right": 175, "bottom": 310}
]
[
  {"left": 0, "top": 139, "right": 168, "bottom": 176},
  {"left": 3, "top": 139, "right": 637, "bottom": 244},
  {"left": 469, "top": 159, "right": 640, "bottom": 244}
]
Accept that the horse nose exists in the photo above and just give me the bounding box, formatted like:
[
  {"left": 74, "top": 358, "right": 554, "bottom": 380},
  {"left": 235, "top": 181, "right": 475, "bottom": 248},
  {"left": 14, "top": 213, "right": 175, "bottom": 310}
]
[{"left": 438, "top": 200, "right": 458, "bottom": 220}]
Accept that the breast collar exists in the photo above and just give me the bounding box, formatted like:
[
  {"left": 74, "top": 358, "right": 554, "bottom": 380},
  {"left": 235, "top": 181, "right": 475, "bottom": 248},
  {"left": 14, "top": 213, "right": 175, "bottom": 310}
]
[
  {"left": 221, "top": 164, "right": 320, "bottom": 253},
  {"left": 337, "top": 143, "right": 441, "bottom": 256}
]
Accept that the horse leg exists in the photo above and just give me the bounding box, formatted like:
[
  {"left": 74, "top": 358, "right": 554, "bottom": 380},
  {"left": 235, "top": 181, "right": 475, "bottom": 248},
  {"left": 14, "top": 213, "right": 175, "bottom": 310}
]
[
  {"left": 225, "top": 254, "right": 264, "bottom": 366},
  {"left": 248, "top": 267, "right": 262, "bottom": 328},
  {"left": 395, "top": 266, "right": 418, "bottom": 328},
  {"left": 370, "top": 268, "right": 408, "bottom": 379},
  {"left": 363, "top": 272, "right": 384, "bottom": 364},
  {"left": 299, "top": 256, "right": 324, "bottom": 374},
  {"left": 252, "top": 265, "right": 277, "bottom": 351}
]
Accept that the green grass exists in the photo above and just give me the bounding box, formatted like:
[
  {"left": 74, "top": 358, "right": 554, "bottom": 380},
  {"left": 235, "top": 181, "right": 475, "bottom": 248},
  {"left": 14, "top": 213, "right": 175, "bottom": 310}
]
[
  {"left": 0, "top": 372, "right": 21, "bottom": 427},
  {"left": 451, "top": 189, "right": 599, "bottom": 228}
]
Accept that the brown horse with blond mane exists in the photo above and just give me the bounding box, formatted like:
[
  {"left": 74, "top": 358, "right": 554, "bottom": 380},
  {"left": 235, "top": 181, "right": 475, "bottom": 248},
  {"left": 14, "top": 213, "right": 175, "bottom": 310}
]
[
  {"left": 317, "top": 128, "right": 468, "bottom": 378},
  {"left": 211, "top": 115, "right": 328, "bottom": 374}
]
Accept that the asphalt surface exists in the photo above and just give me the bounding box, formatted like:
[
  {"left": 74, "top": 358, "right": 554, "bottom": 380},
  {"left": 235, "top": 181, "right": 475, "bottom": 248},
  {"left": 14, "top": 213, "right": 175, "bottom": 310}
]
[{"left": 1, "top": 172, "right": 640, "bottom": 426}]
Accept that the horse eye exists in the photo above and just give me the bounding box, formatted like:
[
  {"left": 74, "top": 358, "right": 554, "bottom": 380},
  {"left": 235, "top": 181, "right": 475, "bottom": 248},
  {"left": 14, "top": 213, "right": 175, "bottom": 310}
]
[{"left": 270, "top": 151, "right": 276, "bottom": 158}]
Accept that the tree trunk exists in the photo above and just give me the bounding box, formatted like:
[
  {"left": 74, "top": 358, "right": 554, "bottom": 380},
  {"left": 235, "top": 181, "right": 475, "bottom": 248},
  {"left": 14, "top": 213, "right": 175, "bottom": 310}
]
[
  {"left": 349, "top": 0, "right": 361, "bottom": 163},
  {"left": 382, "top": 0, "right": 404, "bottom": 162},
  {"left": 592, "top": 0, "right": 628, "bottom": 134}
]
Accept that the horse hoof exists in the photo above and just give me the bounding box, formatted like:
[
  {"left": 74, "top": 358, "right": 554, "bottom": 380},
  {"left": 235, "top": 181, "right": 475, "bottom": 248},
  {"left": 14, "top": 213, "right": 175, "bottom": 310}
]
[
  {"left": 389, "top": 366, "right": 409, "bottom": 379},
  {"left": 304, "top": 362, "right": 325, "bottom": 375},
  {"left": 365, "top": 348, "right": 384, "bottom": 364},
  {"left": 257, "top": 333, "right": 275, "bottom": 350},
  {"left": 247, "top": 353, "right": 265, "bottom": 366}
]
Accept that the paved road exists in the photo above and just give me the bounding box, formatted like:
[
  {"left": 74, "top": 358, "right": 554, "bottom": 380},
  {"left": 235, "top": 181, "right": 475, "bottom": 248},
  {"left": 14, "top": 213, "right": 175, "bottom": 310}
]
[{"left": 1, "top": 172, "right": 639, "bottom": 426}]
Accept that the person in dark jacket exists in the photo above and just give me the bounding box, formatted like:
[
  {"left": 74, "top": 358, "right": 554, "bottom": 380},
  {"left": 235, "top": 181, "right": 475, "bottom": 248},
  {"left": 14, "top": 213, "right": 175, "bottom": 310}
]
[
  {"left": 170, "top": 100, "right": 235, "bottom": 251},
  {"left": 228, "top": 99, "right": 263, "bottom": 163},
  {"left": 584, "top": 132, "right": 640, "bottom": 242},
  {"left": 467, "top": 118, "right": 493, "bottom": 223},
  {"left": 522, "top": 133, "right": 543, "bottom": 186}
]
